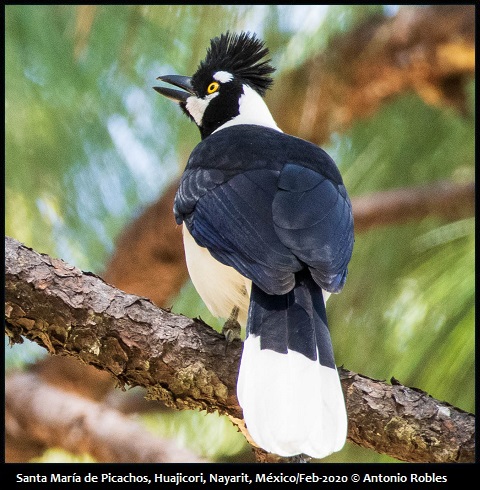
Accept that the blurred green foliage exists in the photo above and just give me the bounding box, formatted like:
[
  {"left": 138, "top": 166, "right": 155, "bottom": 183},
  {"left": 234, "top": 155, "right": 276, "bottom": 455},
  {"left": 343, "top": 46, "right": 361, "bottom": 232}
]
[{"left": 5, "top": 5, "right": 474, "bottom": 463}]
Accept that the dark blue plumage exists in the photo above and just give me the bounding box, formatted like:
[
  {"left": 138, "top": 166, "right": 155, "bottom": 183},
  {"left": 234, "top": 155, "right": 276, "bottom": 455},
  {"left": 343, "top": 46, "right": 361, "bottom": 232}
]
[
  {"left": 174, "top": 124, "right": 354, "bottom": 298},
  {"left": 248, "top": 271, "right": 335, "bottom": 367}
]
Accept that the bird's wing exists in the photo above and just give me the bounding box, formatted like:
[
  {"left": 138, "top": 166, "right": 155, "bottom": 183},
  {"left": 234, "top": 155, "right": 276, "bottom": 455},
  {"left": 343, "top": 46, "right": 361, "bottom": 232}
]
[
  {"left": 176, "top": 167, "right": 302, "bottom": 295},
  {"left": 174, "top": 126, "right": 353, "bottom": 295},
  {"left": 273, "top": 162, "right": 354, "bottom": 292}
]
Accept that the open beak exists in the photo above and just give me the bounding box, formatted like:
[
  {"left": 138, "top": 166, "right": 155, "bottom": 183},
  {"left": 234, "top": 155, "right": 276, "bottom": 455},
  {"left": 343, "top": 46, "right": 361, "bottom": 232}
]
[{"left": 153, "top": 75, "right": 195, "bottom": 103}]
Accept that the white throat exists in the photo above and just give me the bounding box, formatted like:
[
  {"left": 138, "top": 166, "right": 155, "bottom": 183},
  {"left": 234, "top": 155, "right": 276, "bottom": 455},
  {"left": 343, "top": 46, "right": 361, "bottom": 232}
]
[
  {"left": 215, "top": 85, "right": 282, "bottom": 133},
  {"left": 186, "top": 92, "right": 219, "bottom": 127}
]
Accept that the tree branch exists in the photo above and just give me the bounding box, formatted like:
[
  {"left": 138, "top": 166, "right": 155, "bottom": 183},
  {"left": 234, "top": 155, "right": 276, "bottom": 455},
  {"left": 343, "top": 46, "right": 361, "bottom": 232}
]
[
  {"left": 269, "top": 5, "right": 475, "bottom": 145},
  {"left": 102, "top": 181, "right": 189, "bottom": 307},
  {"left": 5, "top": 236, "right": 474, "bottom": 462},
  {"left": 351, "top": 180, "right": 475, "bottom": 232},
  {"left": 5, "top": 372, "right": 206, "bottom": 463}
]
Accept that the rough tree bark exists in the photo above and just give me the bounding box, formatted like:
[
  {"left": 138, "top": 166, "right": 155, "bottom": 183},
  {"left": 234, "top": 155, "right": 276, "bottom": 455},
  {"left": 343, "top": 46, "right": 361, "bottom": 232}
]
[
  {"left": 5, "top": 236, "right": 475, "bottom": 463},
  {"left": 8, "top": 178, "right": 473, "bottom": 463}
]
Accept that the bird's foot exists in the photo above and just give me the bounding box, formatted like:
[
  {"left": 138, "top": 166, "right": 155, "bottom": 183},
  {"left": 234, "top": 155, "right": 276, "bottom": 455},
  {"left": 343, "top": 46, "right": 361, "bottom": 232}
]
[
  {"left": 222, "top": 306, "right": 241, "bottom": 352},
  {"left": 286, "top": 454, "right": 311, "bottom": 463}
]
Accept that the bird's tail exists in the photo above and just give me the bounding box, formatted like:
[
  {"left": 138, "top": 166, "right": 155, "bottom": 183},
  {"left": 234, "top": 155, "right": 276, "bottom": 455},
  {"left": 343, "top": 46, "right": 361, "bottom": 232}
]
[{"left": 237, "top": 270, "right": 347, "bottom": 458}]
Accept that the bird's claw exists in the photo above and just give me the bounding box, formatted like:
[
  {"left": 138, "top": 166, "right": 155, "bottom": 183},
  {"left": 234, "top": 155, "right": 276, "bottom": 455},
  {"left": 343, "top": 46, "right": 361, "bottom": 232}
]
[{"left": 222, "top": 306, "right": 241, "bottom": 353}]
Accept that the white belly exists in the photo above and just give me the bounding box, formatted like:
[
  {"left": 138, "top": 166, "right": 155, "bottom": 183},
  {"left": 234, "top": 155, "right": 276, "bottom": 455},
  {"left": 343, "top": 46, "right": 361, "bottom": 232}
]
[{"left": 182, "top": 225, "right": 251, "bottom": 326}]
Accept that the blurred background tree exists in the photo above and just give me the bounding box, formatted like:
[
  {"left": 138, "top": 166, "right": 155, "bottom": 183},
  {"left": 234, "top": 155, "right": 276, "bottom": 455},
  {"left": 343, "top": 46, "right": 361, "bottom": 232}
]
[{"left": 5, "top": 5, "right": 474, "bottom": 463}]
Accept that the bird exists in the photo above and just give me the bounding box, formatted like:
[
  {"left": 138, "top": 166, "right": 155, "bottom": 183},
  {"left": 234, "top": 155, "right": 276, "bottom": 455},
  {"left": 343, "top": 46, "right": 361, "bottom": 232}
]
[{"left": 154, "top": 31, "right": 354, "bottom": 459}]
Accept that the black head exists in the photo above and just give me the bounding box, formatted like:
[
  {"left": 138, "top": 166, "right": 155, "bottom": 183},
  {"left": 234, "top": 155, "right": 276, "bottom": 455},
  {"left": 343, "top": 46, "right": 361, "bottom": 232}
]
[
  {"left": 192, "top": 31, "right": 275, "bottom": 97},
  {"left": 154, "top": 32, "right": 277, "bottom": 139}
]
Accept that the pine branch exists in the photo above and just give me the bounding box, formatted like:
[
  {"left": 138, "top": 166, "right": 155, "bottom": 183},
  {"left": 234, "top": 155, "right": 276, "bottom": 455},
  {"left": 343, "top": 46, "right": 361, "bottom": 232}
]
[
  {"left": 6, "top": 371, "right": 206, "bottom": 463},
  {"left": 270, "top": 5, "right": 475, "bottom": 145},
  {"left": 352, "top": 180, "right": 475, "bottom": 232},
  {"left": 5, "top": 236, "right": 474, "bottom": 462}
]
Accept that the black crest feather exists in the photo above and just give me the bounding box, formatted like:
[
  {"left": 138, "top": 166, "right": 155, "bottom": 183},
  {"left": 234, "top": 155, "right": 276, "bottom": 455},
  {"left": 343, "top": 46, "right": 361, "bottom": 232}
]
[{"left": 193, "top": 31, "right": 275, "bottom": 96}]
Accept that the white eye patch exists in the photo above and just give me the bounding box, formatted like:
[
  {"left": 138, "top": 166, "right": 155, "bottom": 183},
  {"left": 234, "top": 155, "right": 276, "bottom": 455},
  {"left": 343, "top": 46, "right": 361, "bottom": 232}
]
[{"left": 213, "top": 71, "right": 233, "bottom": 83}]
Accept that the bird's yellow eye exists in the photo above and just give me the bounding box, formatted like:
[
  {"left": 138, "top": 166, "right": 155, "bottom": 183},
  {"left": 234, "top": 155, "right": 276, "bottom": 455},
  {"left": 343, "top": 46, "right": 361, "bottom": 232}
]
[{"left": 207, "top": 81, "right": 220, "bottom": 94}]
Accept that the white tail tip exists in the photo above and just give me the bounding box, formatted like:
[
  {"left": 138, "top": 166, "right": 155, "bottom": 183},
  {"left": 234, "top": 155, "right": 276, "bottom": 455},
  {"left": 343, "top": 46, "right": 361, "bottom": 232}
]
[{"left": 237, "top": 335, "right": 347, "bottom": 458}]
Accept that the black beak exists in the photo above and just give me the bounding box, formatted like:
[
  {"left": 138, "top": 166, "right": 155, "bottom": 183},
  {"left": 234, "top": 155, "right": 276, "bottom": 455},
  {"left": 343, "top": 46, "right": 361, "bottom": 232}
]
[{"left": 153, "top": 75, "right": 195, "bottom": 103}]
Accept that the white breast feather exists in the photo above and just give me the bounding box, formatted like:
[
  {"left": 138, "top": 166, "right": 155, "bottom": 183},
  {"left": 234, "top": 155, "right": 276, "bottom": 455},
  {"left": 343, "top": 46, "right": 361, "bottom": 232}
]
[{"left": 182, "top": 225, "right": 251, "bottom": 326}]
